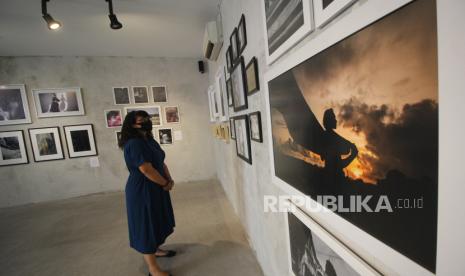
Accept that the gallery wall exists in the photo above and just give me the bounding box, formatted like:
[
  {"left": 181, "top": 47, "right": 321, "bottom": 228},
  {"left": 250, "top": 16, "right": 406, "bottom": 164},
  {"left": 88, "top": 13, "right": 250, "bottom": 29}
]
[
  {"left": 0, "top": 56, "right": 216, "bottom": 208},
  {"left": 208, "top": 0, "right": 465, "bottom": 275}
]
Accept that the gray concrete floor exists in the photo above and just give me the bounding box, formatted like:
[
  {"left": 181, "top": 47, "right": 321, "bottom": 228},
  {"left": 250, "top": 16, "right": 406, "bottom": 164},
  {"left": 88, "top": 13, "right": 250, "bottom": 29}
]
[{"left": 0, "top": 180, "right": 264, "bottom": 276}]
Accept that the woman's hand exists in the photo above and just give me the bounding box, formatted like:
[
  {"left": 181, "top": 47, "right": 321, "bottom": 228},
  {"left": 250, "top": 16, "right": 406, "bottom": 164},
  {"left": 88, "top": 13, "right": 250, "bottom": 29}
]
[{"left": 163, "top": 179, "right": 174, "bottom": 191}]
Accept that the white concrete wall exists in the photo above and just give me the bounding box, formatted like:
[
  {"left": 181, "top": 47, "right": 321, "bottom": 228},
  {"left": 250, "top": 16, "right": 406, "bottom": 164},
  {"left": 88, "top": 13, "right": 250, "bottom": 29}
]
[
  {"left": 209, "top": 0, "right": 465, "bottom": 275},
  {"left": 0, "top": 56, "right": 216, "bottom": 208}
]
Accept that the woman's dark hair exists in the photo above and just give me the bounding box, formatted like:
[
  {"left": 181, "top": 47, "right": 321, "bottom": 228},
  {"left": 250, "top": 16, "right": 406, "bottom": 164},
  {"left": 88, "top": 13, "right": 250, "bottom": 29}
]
[{"left": 118, "top": 110, "right": 154, "bottom": 149}]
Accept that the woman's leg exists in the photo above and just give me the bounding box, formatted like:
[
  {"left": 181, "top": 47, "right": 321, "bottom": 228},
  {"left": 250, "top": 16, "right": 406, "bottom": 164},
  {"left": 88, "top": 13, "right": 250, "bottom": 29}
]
[{"left": 143, "top": 253, "right": 169, "bottom": 276}]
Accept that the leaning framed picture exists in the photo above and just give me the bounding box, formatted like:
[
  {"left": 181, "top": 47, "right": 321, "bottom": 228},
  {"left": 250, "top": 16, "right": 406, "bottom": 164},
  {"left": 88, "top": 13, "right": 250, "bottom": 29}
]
[
  {"left": 104, "top": 109, "right": 122, "bottom": 128},
  {"left": 164, "top": 106, "right": 180, "bottom": 124},
  {"left": 132, "top": 86, "right": 149, "bottom": 104},
  {"left": 63, "top": 124, "right": 98, "bottom": 158},
  {"left": 113, "top": 87, "right": 130, "bottom": 105},
  {"left": 249, "top": 111, "right": 263, "bottom": 143},
  {"left": 231, "top": 56, "right": 248, "bottom": 112},
  {"left": 158, "top": 128, "right": 173, "bottom": 145},
  {"left": 261, "top": 0, "right": 314, "bottom": 64},
  {"left": 32, "top": 87, "right": 85, "bottom": 118},
  {"left": 234, "top": 115, "right": 252, "bottom": 164},
  {"left": 28, "top": 127, "right": 65, "bottom": 162},
  {"left": 124, "top": 106, "right": 162, "bottom": 126},
  {"left": 151, "top": 86, "right": 168, "bottom": 103},
  {"left": 313, "top": 0, "right": 357, "bottom": 28},
  {"left": 264, "top": 0, "right": 438, "bottom": 274},
  {"left": 245, "top": 57, "right": 260, "bottom": 95},
  {"left": 285, "top": 203, "right": 380, "bottom": 276},
  {"left": 0, "top": 130, "right": 29, "bottom": 166},
  {"left": 237, "top": 14, "right": 247, "bottom": 54},
  {"left": 0, "top": 84, "right": 32, "bottom": 125}
]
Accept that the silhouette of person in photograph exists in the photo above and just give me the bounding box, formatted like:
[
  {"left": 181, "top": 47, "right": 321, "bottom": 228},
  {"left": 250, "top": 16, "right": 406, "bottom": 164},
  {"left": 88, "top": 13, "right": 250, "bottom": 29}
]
[
  {"left": 49, "top": 94, "right": 60, "bottom": 112},
  {"left": 59, "top": 94, "right": 67, "bottom": 111}
]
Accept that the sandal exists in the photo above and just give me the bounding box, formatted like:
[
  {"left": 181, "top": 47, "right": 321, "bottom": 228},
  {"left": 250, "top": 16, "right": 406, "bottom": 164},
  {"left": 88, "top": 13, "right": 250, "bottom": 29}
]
[{"left": 155, "top": 250, "right": 177, "bottom": 258}]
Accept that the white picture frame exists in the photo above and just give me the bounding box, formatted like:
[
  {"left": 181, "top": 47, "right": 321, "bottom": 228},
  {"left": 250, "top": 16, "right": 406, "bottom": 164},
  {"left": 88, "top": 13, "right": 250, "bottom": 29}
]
[
  {"left": 164, "top": 106, "right": 180, "bottom": 124},
  {"left": 0, "top": 130, "right": 29, "bottom": 166},
  {"left": 0, "top": 84, "right": 32, "bottom": 125},
  {"left": 131, "top": 86, "right": 149, "bottom": 104},
  {"left": 32, "top": 87, "right": 85, "bottom": 118},
  {"left": 313, "top": 0, "right": 357, "bottom": 28},
  {"left": 151, "top": 85, "right": 168, "bottom": 103},
  {"left": 63, "top": 124, "right": 98, "bottom": 158},
  {"left": 215, "top": 67, "right": 229, "bottom": 122},
  {"left": 207, "top": 86, "right": 216, "bottom": 122},
  {"left": 124, "top": 106, "right": 163, "bottom": 127},
  {"left": 260, "top": 0, "right": 315, "bottom": 65},
  {"left": 158, "top": 128, "right": 173, "bottom": 145},
  {"left": 113, "top": 87, "right": 131, "bottom": 105},
  {"left": 284, "top": 202, "right": 381, "bottom": 276},
  {"left": 28, "top": 127, "right": 65, "bottom": 162},
  {"left": 104, "top": 109, "right": 122, "bottom": 128}
]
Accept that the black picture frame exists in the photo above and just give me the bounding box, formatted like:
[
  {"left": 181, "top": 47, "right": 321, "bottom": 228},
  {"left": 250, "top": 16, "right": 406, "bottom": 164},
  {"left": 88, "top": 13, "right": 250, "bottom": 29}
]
[
  {"left": 230, "top": 117, "right": 236, "bottom": 140},
  {"left": 234, "top": 115, "right": 252, "bottom": 164},
  {"left": 231, "top": 56, "right": 248, "bottom": 112},
  {"left": 249, "top": 111, "right": 263, "bottom": 143},
  {"left": 63, "top": 124, "right": 98, "bottom": 159},
  {"left": 28, "top": 127, "right": 65, "bottom": 162},
  {"left": 0, "top": 130, "right": 29, "bottom": 166},
  {"left": 226, "top": 46, "right": 233, "bottom": 73},
  {"left": 245, "top": 56, "right": 260, "bottom": 95},
  {"left": 238, "top": 14, "right": 247, "bottom": 54},
  {"left": 226, "top": 78, "right": 233, "bottom": 107},
  {"left": 230, "top": 27, "right": 240, "bottom": 65}
]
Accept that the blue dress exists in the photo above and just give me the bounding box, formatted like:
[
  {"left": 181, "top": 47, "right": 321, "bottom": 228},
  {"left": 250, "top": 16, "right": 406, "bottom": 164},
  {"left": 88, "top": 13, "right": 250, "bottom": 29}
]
[{"left": 124, "top": 138, "right": 175, "bottom": 254}]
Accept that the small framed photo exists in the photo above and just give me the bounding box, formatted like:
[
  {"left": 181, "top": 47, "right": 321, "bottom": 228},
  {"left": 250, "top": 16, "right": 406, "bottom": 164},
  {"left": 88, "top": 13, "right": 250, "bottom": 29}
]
[
  {"left": 226, "top": 78, "right": 233, "bottom": 107},
  {"left": 313, "top": 0, "right": 357, "bottom": 28},
  {"left": 63, "top": 124, "right": 98, "bottom": 158},
  {"left": 230, "top": 28, "right": 240, "bottom": 65},
  {"left": 230, "top": 117, "right": 236, "bottom": 140},
  {"left": 104, "top": 109, "right": 122, "bottom": 128},
  {"left": 164, "top": 106, "right": 180, "bottom": 124},
  {"left": 124, "top": 106, "right": 162, "bottom": 126},
  {"left": 132, "top": 86, "right": 149, "bottom": 104},
  {"left": 245, "top": 57, "right": 260, "bottom": 95},
  {"left": 0, "top": 130, "right": 29, "bottom": 166},
  {"left": 151, "top": 86, "right": 168, "bottom": 103},
  {"left": 237, "top": 14, "right": 247, "bottom": 54},
  {"left": 249, "top": 111, "right": 263, "bottom": 143},
  {"left": 158, "top": 128, "right": 173, "bottom": 145},
  {"left": 28, "top": 127, "right": 64, "bottom": 162},
  {"left": 226, "top": 46, "right": 233, "bottom": 73},
  {"left": 285, "top": 203, "right": 381, "bottom": 276},
  {"left": 32, "top": 87, "right": 85, "bottom": 118},
  {"left": 231, "top": 56, "right": 248, "bottom": 112},
  {"left": 115, "top": 131, "right": 122, "bottom": 147},
  {"left": 234, "top": 115, "right": 252, "bottom": 164},
  {"left": 0, "top": 84, "right": 32, "bottom": 125},
  {"left": 113, "top": 87, "right": 130, "bottom": 105}
]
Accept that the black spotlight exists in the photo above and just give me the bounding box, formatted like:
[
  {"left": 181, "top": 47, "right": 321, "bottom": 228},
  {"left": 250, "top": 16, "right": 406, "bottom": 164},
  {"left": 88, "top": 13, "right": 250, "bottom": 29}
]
[
  {"left": 41, "top": 0, "right": 61, "bottom": 30},
  {"left": 106, "top": 0, "right": 123, "bottom": 30}
]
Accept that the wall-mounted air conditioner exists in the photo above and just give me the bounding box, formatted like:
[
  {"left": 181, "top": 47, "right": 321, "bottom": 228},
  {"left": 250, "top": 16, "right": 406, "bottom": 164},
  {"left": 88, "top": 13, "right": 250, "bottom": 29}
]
[{"left": 202, "top": 19, "right": 223, "bottom": 61}]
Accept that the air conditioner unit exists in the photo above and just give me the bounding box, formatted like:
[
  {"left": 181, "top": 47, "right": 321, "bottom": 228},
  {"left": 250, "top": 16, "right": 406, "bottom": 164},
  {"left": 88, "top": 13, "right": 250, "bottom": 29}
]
[{"left": 203, "top": 21, "right": 223, "bottom": 61}]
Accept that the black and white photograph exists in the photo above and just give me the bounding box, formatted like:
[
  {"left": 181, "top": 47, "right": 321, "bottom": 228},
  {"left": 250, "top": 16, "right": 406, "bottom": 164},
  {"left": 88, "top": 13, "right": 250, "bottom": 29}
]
[
  {"left": 230, "top": 118, "right": 236, "bottom": 140},
  {"left": 313, "top": 0, "right": 357, "bottom": 28},
  {"left": 158, "top": 128, "right": 173, "bottom": 145},
  {"left": 104, "top": 109, "right": 123, "bottom": 128},
  {"left": 115, "top": 131, "right": 122, "bottom": 146},
  {"left": 231, "top": 56, "right": 248, "bottom": 112},
  {"left": 262, "top": 0, "right": 314, "bottom": 63},
  {"left": 226, "top": 46, "right": 233, "bottom": 73},
  {"left": 226, "top": 78, "right": 233, "bottom": 107},
  {"left": 113, "top": 87, "right": 130, "bottom": 105},
  {"left": 152, "top": 86, "right": 168, "bottom": 102},
  {"left": 237, "top": 14, "right": 247, "bottom": 54},
  {"left": 63, "top": 124, "right": 98, "bottom": 158},
  {"left": 125, "top": 106, "right": 162, "bottom": 126},
  {"left": 249, "top": 111, "right": 263, "bottom": 143},
  {"left": 28, "top": 127, "right": 64, "bottom": 162},
  {"left": 216, "top": 68, "right": 229, "bottom": 122},
  {"left": 32, "top": 88, "right": 85, "bottom": 118},
  {"left": 234, "top": 115, "right": 251, "bottom": 164},
  {"left": 286, "top": 206, "right": 379, "bottom": 276},
  {"left": 230, "top": 28, "right": 239, "bottom": 64},
  {"left": 164, "top": 106, "right": 180, "bottom": 124},
  {"left": 246, "top": 57, "right": 260, "bottom": 95},
  {"left": 0, "top": 84, "right": 31, "bottom": 125},
  {"left": 132, "top": 86, "right": 149, "bottom": 104},
  {"left": 0, "top": 130, "right": 28, "bottom": 166}
]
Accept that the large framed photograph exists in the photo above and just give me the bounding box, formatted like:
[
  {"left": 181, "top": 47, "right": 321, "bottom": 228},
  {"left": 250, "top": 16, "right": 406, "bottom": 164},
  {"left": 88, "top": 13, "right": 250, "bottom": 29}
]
[
  {"left": 215, "top": 67, "right": 229, "bottom": 122},
  {"left": 0, "top": 84, "right": 32, "bottom": 125},
  {"left": 113, "top": 87, "right": 130, "bottom": 105},
  {"left": 264, "top": 0, "right": 438, "bottom": 274},
  {"left": 231, "top": 56, "right": 248, "bottom": 112},
  {"left": 63, "top": 124, "right": 98, "bottom": 158},
  {"left": 313, "top": 0, "right": 357, "bottom": 28},
  {"left": 229, "top": 28, "right": 240, "bottom": 65},
  {"left": 164, "top": 106, "right": 180, "bottom": 124},
  {"left": 132, "top": 86, "right": 149, "bottom": 104},
  {"left": 234, "top": 115, "right": 252, "bottom": 164},
  {"left": 124, "top": 106, "right": 162, "bottom": 126},
  {"left": 151, "top": 86, "right": 168, "bottom": 103},
  {"left": 237, "top": 14, "right": 247, "bottom": 54},
  {"left": 28, "top": 127, "right": 64, "bottom": 162},
  {"left": 249, "top": 111, "right": 263, "bottom": 143},
  {"left": 0, "top": 130, "right": 28, "bottom": 166},
  {"left": 158, "top": 128, "right": 173, "bottom": 145},
  {"left": 245, "top": 57, "right": 260, "bottom": 95},
  {"left": 285, "top": 203, "right": 380, "bottom": 276},
  {"left": 261, "top": 0, "right": 314, "bottom": 64},
  {"left": 32, "top": 87, "right": 85, "bottom": 118},
  {"left": 104, "top": 109, "right": 122, "bottom": 128}
]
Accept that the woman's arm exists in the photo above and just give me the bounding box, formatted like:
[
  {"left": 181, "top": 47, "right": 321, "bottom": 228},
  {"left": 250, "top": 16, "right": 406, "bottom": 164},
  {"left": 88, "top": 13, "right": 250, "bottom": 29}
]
[
  {"left": 138, "top": 162, "right": 169, "bottom": 187},
  {"left": 163, "top": 163, "right": 173, "bottom": 181},
  {"left": 341, "top": 143, "right": 358, "bottom": 168}
]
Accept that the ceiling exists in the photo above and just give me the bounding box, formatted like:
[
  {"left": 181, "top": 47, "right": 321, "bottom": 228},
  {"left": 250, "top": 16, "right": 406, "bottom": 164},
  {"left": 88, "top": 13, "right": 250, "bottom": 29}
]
[{"left": 0, "top": 0, "right": 219, "bottom": 57}]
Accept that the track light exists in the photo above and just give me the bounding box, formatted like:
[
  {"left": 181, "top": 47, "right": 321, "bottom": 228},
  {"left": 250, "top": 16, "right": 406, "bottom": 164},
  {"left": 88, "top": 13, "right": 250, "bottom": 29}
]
[
  {"left": 42, "top": 0, "right": 61, "bottom": 30},
  {"left": 106, "top": 0, "right": 123, "bottom": 30}
]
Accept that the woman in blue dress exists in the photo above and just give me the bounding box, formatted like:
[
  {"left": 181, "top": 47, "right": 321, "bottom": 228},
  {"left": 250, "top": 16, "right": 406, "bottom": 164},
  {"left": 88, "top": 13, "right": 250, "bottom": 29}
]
[{"left": 119, "top": 110, "right": 176, "bottom": 276}]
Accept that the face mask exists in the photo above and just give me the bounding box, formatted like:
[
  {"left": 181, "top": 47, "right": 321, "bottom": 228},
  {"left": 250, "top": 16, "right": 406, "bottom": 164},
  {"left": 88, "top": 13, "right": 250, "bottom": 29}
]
[{"left": 140, "top": 120, "right": 153, "bottom": 131}]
